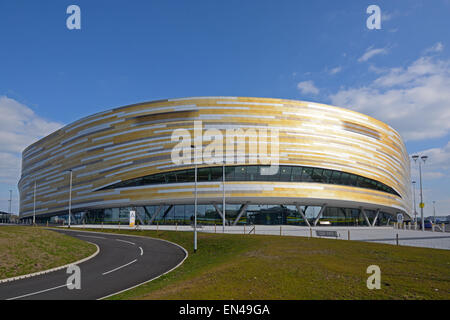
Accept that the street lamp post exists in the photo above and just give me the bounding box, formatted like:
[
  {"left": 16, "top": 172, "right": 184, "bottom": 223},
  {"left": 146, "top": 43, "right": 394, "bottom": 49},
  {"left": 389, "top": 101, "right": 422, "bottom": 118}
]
[
  {"left": 222, "top": 163, "right": 226, "bottom": 233},
  {"left": 412, "top": 181, "right": 417, "bottom": 223},
  {"left": 412, "top": 155, "right": 427, "bottom": 231},
  {"left": 68, "top": 170, "right": 73, "bottom": 228},
  {"left": 433, "top": 201, "right": 436, "bottom": 222},
  {"left": 8, "top": 190, "right": 12, "bottom": 215},
  {"left": 33, "top": 181, "right": 36, "bottom": 225},
  {"left": 194, "top": 161, "right": 197, "bottom": 253},
  {"left": 190, "top": 145, "right": 198, "bottom": 253}
]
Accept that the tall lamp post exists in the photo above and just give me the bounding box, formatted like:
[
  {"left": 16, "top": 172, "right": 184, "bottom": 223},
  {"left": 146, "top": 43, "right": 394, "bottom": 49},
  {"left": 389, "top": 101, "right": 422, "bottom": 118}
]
[
  {"left": 412, "top": 155, "right": 427, "bottom": 231},
  {"left": 190, "top": 146, "right": 198, "bottom": 253},
  {"left": 33, "top": 181, "right": 36, "bottom": 225},
  {"left": 67, "top": 169, "right": 73, "bottom": 228},
  {"left": 8, "top": 190, "right": 12, "bottom": 215},
  {"left": 222, "top": 163, "right": 226, "bottom": 233},
  {"left": 433, "top": 201, "right": 436, "bottom": 223},
  {"left": 412, "top": 181, "right": 417, "bottom": 223}
]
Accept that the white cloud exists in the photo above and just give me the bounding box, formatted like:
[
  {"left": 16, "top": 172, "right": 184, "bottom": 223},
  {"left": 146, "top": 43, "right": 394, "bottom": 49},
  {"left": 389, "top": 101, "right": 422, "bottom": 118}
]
[
  {"left": 329, "top": 66, "right": 342, "bottom": 75},
  {"left": 297, "top": 80, "right": 319, "bottom": 95},
  {"left": 424, "top": 42, "right": 444, "bottom": 54},
  {"left": 358, "top": 47, "right": 388, "bottom": 62},
  {"left": 410, "top": 142, "right": 450, "bottom": 180},
  {"left": 381, "top": 11, "right": 394, "bottom": 22},
  {"left": 330, "top": 56, "right": 450, "bottom": 141},
  {"left": 0, "top": 96, "right": 63, "bottom": 185}
]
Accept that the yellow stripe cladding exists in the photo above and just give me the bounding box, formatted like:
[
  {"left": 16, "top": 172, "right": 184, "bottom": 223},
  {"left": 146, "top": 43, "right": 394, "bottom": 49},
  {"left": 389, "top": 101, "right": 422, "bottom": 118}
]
[{"left": 19, "top": 97, "right": 411, "bottom": 217}]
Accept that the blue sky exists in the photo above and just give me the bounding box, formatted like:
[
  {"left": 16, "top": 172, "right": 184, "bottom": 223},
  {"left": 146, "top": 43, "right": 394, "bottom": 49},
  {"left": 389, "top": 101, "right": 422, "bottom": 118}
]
[{"left": 0, "top": 0, "right": 449, "bottom": 216}]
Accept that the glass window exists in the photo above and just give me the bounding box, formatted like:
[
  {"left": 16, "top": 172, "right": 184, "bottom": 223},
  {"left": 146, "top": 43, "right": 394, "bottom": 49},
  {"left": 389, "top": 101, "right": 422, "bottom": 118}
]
[
  {"left": 247, "top": 166, "right": 258, "bottom": 181},
  {"left": 292, "top": 166, "right": 303, "bottom": 181},
  {"left": 175, "top": 170, "right": 191, "bottom": 183},
  {"left": 322, "top": 169, "right": 332, "bottom": 183},
  {"left": 258, "top": 166, "right": 274, "bottom": 180},
  {"left": 312, "top": 168, "right": 324, "bottom": 183},
  {"left": 166, "top": 172, "right": 177, "bottom": 183},
  {"left": 210, "top": 166, "right": 223, "bottom": 181},
  {"left": 279, "top": 167, "right": 292, "bottom": 181},
  {"left": 198, "top": 167, "right": 211, "bottom": 181},
  {"left": 234, "top": 166, "right": 247, "bottom": 180},
  {"left": 330, "top": 171, "right": 341, "bottom": 184},
  {"left": 348, "top": 174, "right": 357, "bottom": 186},
  {"left": 302, "top": 167, "right": 313, "bottom": 182},
  {"left": 101, "top": 165, "right": 399, "bottom": 197},
  {"left": 340, "top": 173, "right": 350, "bottom": 185}
]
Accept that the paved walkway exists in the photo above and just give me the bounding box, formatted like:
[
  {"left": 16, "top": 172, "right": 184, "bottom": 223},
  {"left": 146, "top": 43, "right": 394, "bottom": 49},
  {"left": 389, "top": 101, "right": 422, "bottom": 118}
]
[{"left": 69, "top": 224, "right": 450, "bottom": 250}]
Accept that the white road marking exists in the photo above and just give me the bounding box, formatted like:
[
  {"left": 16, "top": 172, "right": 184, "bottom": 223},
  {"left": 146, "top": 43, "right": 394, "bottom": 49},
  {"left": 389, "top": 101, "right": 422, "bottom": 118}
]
[
  {"left": 77, "top": 234, "right": 105, "bottom": 239},
  {"left": 7, "top": 284, "right": 68, "bottom": 300},
  {"left": 102, "top": 259, "right": 137, "bottom": 276},
  {"left": 139, "top": 246, "right": 143, "bottom": 256},
  {"left": 116, "top": 239, "right": 135, "bottom": 245}
]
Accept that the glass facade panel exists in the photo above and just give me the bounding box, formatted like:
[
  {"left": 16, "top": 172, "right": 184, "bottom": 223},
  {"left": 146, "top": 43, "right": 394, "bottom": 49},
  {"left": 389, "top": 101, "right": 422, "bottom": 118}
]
[
  {"left": 280, "top": 167, "right": 292, "bottom": 181},
  {"left": 311, "top": 168, "right": 324, "bottom": 183},
  {"left": 49, "top": 204, "right": 396, "bottom": 228},
  {"left": 301, "top": 167, "right": 313, "bottom": 182},
  {"left": 101, "top": 165, "right": 400, "bottom": 197}
]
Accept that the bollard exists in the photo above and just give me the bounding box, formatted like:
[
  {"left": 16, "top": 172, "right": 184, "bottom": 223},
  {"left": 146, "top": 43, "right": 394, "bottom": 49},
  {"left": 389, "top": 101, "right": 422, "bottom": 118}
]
[
  {"left": 176, "top": 222, "right": 178, "bottom": 232},
  {"left": 46, "top": 221, "right": 48, "bottom": 227},
  {"left": 432, "top": 224, "right": 435, "bottom": 232},
  {"left": 442, "top": 223, "right": 445, "bottom": 233},
  {"left": 119, "top": 221, "right": 121, "bottom": 230},
  {"left": 348, "top": 230, "right": 350, "bottom": 241},
  {"left": 408, "top": 222, "right": 411, "bottom": 230},
  {"left": 157, "top": 222, "right": 159, "bottom": 233},
  {"left": 280, "top": 225, "right": 282, "bottom": 236},
  {"left": 214, "top": 224, "right": 216, "bottom": 233},
  {"left": 310, "top": 228, "right": 312, "bottom": 238},
  {"left": 102, "top": 222, "right": 104, "bottom": 230},
  {"left": 244, "top": 224, "right": 246, "bottom": 234},
  {"left": 254, "top": 225, "right": 256, "bottom": 235},
  {"left": 396, "top": 233, "right": 399, "bottom": 246}
]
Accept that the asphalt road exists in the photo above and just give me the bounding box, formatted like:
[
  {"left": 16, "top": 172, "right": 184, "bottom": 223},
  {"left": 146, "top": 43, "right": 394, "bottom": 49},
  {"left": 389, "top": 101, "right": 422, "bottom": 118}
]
[{"left": 0, "top": 229, "right": 187, "bottom": 300}]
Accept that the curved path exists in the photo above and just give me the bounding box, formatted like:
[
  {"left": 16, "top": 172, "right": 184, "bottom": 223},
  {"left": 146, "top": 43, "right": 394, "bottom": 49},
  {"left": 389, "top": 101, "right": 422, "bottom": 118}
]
[{"left": 0, "top": 229, "right": 187, "bottom": 300}]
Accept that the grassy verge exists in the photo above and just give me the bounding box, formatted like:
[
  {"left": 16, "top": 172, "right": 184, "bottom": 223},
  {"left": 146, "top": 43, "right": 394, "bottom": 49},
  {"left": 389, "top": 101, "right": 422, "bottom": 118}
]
[
  {"left": 0, "top": 226, "right": 97, "bottom": 279},
  {"left": 78, "top": 228, "right": 449, "bottom": 299}
]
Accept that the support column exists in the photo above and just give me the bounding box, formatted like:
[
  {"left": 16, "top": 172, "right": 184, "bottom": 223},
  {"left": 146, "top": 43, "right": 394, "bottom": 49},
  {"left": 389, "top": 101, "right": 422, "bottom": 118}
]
[
  {"left": 371, "top": 209, "right": 380, "bottom": 227},
  {"left": 136, "top": 209, "right": 145, "bottom": 225},
  {"left": 142, "top": 206, "right": 152, "bottom": 224},
  {"left": 295, "top": 203, "right": 310, "bottom": 227},
  {"left": 232, "top": 203, "right": 249, "bottom": 226},
  {"left": 360, "top": 207, "right": 371, "bottom": 227},
  {"left": 213, "top": 204, "right": 225, "bottom": 222},
  {"left": 313, "top": 204, "right": 327, "bottom": 226},
  {"left": 149, "top": 204, "right": 164, "bottom": 225}
]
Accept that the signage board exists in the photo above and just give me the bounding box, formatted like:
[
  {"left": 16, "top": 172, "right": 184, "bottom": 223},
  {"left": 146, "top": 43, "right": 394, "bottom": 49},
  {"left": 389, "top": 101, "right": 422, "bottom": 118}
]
[{"left": 129, "top": 210, "right": 136, "bottom": 227}]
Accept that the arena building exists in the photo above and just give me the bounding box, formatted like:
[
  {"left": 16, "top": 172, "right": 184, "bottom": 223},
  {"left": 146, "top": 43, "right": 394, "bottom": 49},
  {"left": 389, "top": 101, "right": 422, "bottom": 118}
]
[{"left": 18, "top": 97, "right": 412, "bottom": 226}]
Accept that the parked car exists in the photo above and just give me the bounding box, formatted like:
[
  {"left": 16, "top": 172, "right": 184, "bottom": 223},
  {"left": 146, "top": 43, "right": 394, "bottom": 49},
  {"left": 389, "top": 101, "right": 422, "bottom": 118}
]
[
  {"left": 435, "top": 217, "right": 449, "bottom": 224},
  {"left": 418, "top": 219, "right": 433, "bottom": 228}
]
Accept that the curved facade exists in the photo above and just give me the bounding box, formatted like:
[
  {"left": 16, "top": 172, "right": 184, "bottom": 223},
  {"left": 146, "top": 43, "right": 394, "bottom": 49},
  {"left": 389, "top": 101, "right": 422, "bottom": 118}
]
[{"left": 19, "top": 97, "right": 412, "bottom": 226}]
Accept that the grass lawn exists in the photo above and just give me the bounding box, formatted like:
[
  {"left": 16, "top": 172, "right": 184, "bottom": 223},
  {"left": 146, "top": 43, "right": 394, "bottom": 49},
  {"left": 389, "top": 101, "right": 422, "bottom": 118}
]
[
  {"left": 75, "top": 228, "right": 450, "bottom": 300},
  {"left": 0, "top": 226, "right": 97, "bottom": 279}
]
